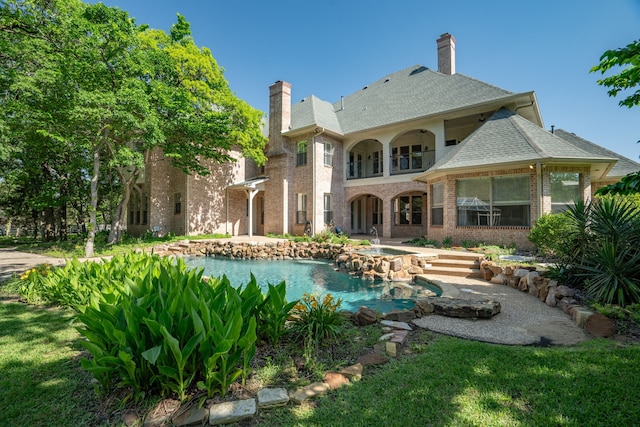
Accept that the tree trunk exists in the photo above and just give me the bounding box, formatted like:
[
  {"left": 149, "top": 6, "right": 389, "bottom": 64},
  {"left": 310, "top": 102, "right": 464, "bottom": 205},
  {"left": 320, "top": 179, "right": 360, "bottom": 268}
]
[
  {"left": 44, "top": 207, "right": 55, "bottom": 241},
  {"left": 107, "top": 168, "right": 137, "bottom": 244},
  {"left": 85, "top": 146, "right": 100, "bottom": 257},
  {"left": 58, "top": 200, "right": 67, "bottom": 241}
]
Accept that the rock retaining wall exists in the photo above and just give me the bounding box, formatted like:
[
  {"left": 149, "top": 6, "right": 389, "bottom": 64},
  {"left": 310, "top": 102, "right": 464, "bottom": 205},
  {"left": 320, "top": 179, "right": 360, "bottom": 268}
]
[
  {"left": 153, "top": 240, "right": 351, "bottom": 260},
  {"left": 480, "top": 260, "right": 614, "bottom": 337},
  {"left": 334, "top": 251, "right": 438, "bottom": 282}
]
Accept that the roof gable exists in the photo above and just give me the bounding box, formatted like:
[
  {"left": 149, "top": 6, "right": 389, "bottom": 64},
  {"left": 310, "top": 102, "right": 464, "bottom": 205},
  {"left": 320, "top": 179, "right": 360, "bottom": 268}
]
[
  {"left": 553, "top": 129, "right": 640, "bottom": 179},
  {"left": 287, "top": 65, "right": 524, "bottom": 136},
  {"left": 290, "top": 95, "right": 342, "bottom": 134},
  {"left": 424, "top": 109, "right": 616, "bottom": 173},
  {"left": 333, "top": 65, "right": 515, "bottom": 134}
]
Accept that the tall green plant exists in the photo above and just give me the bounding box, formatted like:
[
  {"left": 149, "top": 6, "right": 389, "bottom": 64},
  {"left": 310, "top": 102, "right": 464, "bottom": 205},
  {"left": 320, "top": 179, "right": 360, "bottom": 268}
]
[
  {"left": 572, "top": 197, "right": 640, "bottom": 306},
  {"left": 75, "top": 253, "right": 260, "bottom": 401}
]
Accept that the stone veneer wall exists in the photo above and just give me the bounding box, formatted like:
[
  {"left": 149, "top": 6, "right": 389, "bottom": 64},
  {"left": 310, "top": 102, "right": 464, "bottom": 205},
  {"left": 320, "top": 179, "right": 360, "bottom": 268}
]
[{"left": 155, "top": 240, "right": 352, "bottom": 260}]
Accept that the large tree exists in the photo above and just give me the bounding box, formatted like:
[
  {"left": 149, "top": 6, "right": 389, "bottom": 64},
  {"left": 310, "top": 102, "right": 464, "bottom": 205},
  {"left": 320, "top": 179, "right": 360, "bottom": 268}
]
[
  {"left": 1, "top": 1, "right": 266, "bottom": 254},
  {"left": 591, "top": 39, "right": 640, "bottom": 195}
]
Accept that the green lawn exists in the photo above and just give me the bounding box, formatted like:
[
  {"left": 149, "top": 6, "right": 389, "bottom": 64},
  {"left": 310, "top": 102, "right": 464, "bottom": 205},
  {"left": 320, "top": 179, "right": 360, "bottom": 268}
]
[
  {"left": 1, "top": 298, "right": 639, "bottom": 426},
  {"left": 0, "top": 302, "right": 103, "bottom": 426}
]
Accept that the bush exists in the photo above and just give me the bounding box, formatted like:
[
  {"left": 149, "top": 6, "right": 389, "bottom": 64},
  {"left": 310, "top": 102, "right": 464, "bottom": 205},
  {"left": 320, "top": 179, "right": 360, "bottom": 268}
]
[
  {"left": 289, "top": 293, "right": 344, "bottom": 346},
  {"left": 19, "top": 252, "right": 298, "bottom": 401},
  {"left": 528, "top": 212, "right": 573, "bottom": 258},
  {"left": 75, "top": 255, "right": 258, "bottom": 401},
  {"left": 567, "top": 197, "right": 640, "bottom": 306}
]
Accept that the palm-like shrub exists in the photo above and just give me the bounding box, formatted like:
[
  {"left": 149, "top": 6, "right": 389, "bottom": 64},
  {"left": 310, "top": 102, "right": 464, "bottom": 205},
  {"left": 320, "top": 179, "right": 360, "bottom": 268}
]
[{"left": 565, "top": 196, "right": 640, "bottom": 306}]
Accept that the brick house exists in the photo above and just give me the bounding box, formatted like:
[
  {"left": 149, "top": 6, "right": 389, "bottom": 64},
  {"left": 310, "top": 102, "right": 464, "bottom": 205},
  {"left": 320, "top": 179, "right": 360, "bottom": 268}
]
[{"left": 132, "top": 33, "right": 639, "bottom": 250}]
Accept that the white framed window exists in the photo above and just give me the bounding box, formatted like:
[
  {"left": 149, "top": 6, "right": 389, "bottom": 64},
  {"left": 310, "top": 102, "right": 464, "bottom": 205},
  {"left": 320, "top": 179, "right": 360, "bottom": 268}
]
[
  {"left": 324, "top": 193, "right": 333, "bottom": 225},
  {"left": 551, "top": 172, "right": 581, "bottom": 213},
  {"left": 372, "top": 197, "right": 382, "bottom": 225},
  {"left": 431, "top": 183, "right": 444, "bottom": 226},
  {"left": 456, "top": 175, "right": 530, "bottom": 226},
  {"left": 296, "top": 141, "right": 307, "bottom": 166},
  {"left": 394, "top": 195, "right": 422, "bottom": 225},
  {"left": 323, "top": 142, "right": 333, "bottom": 166},
  {"left": 296, "top": 194, "right": 307, "bottom": 224}
]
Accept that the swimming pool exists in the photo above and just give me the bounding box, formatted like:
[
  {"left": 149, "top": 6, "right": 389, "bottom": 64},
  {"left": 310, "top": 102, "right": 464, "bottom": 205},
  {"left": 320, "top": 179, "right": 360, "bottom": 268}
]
[
  {"left": 354, "top": 246, "right": 416, "bottom": 256},
  {"left": 184, "top": 256, "right": 440, "bottom": 312}
]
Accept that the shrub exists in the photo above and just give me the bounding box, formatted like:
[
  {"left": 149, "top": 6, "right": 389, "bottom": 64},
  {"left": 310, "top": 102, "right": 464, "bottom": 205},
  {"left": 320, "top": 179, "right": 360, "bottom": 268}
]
[
  {"left": 567, "top": 197, "right": 640, "bottom": 306},
  {"left": 528, "top": 212, "right": 573, "bottom": 258},
  {"left": 289, "top": 293, "right": 344, "bottom": 346},
  {"left": 75, "top": 255, "right": 259, "bottom": 401},
  {"left": 22, "top": 252, "right": 297, "bottom": 402}
]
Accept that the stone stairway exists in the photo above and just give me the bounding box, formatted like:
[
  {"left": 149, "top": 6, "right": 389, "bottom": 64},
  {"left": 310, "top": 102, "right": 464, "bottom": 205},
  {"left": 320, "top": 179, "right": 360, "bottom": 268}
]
[{"left": 423, "top": 252, "right": 483, "bottom": 278}]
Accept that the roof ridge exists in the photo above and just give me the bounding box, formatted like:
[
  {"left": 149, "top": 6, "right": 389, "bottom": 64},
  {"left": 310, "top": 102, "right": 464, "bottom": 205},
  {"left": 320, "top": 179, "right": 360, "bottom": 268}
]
[
  {"left": 555, "top": 129, "right": 640, "bottom": 166},
  {"left": 508, "top": 113, "right": 548, "bottom": 157},
  {"left": 454, "top": 73, "right": 514, "bottom": 95}
]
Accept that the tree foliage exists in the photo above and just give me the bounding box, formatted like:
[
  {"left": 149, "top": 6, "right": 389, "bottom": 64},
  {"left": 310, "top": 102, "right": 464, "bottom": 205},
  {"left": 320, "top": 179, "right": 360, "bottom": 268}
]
[
  {"left": 0, "top": 0, "right": 266, "bottom": 251},
  {"left": 591, "top": 39, "right": 640, "bottom": 108},
  {"left": 591, "top": 39, "right": 640, "bottom": 197}
]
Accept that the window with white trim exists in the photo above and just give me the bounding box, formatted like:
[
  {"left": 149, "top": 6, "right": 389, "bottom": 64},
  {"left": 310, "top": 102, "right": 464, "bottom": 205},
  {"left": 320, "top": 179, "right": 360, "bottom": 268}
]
[
  {"left": 456, "top": 175, "right": 530, "bottom": 226},
  {"left": 394, "top": 195, "right": 422, "bottom": 225},
  {"left": 324, "top": 193, "right": 333, "bottom": 225},
  {"left": 323, "top": 142, "right": 333, "bottom": 166},
  {"left": 551, "top": 172, "right": 581, "bottom": 213},
  {"left": 296, "top": 194, "right": 307, "bottom": 224},
  {"left": 296, "top": 141, "right": 307, "bottom": 166},
  {"left": 372, "top": 197, "right": 382, "bottom": 225},
  {"left": 431, "top": 183, "right": 444, "bottom": 226}
]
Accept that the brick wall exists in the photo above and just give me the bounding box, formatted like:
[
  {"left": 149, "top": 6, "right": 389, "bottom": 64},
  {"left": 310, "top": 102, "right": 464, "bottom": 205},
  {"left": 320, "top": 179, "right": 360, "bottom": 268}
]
[{"left": 344, "top": 180, "right": 426, "bottom": 238}]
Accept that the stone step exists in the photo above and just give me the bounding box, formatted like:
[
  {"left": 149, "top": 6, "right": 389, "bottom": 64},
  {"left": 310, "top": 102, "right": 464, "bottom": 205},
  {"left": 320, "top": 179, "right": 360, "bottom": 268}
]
[
  {"left": 437, "top": 252, "right": 483, "bottom": 261},
  {"left": 430, "top": 258, "right": 479, "bottom": 269},
  {"left": 421, "top": 265, "right": 482, "bottom": 278}
]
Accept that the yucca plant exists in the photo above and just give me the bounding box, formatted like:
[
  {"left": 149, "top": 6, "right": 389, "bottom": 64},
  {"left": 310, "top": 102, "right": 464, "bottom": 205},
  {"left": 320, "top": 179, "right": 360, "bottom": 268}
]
[{"left": 570, "top": 196, "right": 640, "bottom": 306}]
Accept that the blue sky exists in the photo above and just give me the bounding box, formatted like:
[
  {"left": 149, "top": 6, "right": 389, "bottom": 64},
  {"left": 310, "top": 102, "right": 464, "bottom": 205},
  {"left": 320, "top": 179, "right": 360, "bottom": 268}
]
[{"left": 97, "top": 0, "right": 640, "bottom": 161}]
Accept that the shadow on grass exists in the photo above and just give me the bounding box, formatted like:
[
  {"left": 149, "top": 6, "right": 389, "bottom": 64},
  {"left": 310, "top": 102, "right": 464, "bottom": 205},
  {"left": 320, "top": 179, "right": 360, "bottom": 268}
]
[
  {"left": 0, "top": 302, "right": 102, "bottom": 426},
  {"left": 257, "top": 337, "right": 640, "bottom": 427}
]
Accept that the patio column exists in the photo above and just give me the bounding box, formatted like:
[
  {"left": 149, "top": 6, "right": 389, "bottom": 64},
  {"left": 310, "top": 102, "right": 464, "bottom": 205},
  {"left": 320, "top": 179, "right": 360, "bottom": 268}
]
[{"left": 245, "top": 188, "right": 259, "bottom": 237}]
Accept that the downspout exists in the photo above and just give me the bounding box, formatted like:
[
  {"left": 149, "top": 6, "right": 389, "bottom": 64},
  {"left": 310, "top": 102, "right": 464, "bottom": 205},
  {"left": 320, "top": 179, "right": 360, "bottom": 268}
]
[
  {"left": 185, "top": 175, "right": 190, "bottom": 235},
  {"left": 225, "top": 187, "right": 229, "bottom": 235},
  {"left": 536, "top": 161, "right": 542, "bottom": 218},
  {"left": 313, "top": 127, "right": 326, "bottom": 234}
]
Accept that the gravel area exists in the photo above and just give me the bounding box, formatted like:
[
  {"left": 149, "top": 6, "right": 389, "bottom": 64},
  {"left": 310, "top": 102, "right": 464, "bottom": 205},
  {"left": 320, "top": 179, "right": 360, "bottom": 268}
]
[{"left": 412, "top": 275, "right": 589, "bottom": 346}]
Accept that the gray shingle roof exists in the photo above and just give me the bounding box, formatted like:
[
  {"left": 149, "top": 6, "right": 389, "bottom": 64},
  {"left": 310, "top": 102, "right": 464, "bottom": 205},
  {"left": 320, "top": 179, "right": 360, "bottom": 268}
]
[
  {"left": 289, "top": 65, "right": 519, "bottom": 135},
  {"left": 425, "top": 108, "right": 617, "bottom": 172},
  {"left": 290, "top": 95, "right": 343, "bottom": 133},
  {"left": 553, "top": 129, "right": 640, "bottom": 178}
]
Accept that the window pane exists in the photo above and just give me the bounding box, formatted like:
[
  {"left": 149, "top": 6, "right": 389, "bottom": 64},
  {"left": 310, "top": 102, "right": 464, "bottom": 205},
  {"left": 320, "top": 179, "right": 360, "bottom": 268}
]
[
  {"left": 400, "top": 196, "right": 410, "bottom": 224},
  {"left": 493, "top": 175, "right": 529, "bottom": 203},
  {"left": 551, "top": 173, "right": 580, "bottom": 204},
  {"left": 431, "top": 207, "right": 443, "bottom": 226},
  {"left": 457, "top": 178, "right": 490, "bottom": 203},
  {"left": 432, "top": 183, "right": 444, "bottom": 206},
  {"left": 496, "top": 205, "right": 530, "bottom": 226}
]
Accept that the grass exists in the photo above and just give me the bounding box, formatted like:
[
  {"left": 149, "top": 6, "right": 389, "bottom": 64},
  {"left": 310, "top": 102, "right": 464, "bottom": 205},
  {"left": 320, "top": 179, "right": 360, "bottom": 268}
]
[
  {"left": 1, "top": 296, "right": 639, "bottom": 426},
  {"left": 255, "top": 337, "right": 640, "bottom": 427},
  {"left": 0, "top": 302, "right": 104, "bottom": 426},
  {"left": 0, "top": 232, "right": 230, "bottom": 258}
]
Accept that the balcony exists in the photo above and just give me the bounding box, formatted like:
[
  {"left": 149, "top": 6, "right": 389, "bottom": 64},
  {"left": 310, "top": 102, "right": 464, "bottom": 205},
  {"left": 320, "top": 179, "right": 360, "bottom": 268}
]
[{"left": 390, "top": 149, "right": 435, "bottom": 175}]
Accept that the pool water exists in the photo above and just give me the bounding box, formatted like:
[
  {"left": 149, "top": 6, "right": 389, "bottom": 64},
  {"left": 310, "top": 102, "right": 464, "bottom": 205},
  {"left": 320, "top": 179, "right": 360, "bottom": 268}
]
[
  {"left": 184, "top": 256, "right": 441, "bottom": 312},
  {"left": 355, "top": 247, "right": 415, "bottom": 256}
]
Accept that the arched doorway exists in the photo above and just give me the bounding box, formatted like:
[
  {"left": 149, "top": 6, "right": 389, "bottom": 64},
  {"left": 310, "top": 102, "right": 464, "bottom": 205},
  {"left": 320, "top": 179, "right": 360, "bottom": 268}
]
[{"left": 350, "top": 194, "right": 383, "bottom": 235}]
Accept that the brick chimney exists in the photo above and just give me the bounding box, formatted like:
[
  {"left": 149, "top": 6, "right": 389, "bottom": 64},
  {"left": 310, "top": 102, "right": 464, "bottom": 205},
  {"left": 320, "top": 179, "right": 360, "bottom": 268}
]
[
  {"left": 268, "top": 80, "right": 292, "bottom": 155},
  {"left": 437, "top": 33, "right": 456, "bottom": 75}
]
